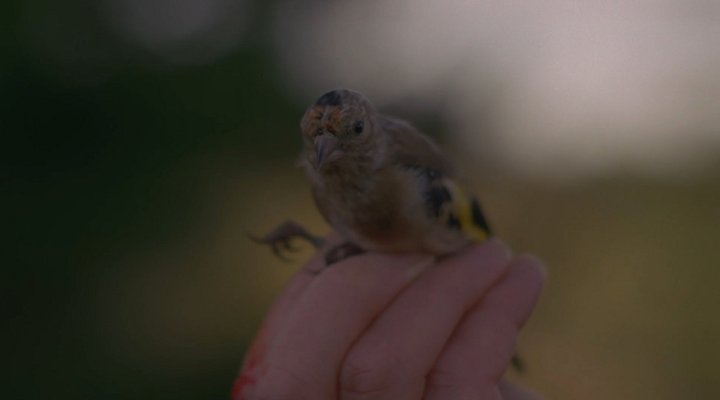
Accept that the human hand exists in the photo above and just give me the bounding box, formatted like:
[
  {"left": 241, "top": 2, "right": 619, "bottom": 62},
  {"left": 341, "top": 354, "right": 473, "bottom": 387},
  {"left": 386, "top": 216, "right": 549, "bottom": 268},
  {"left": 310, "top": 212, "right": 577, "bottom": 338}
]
[{"left": 233, "top": 237, "right": 545, "bottom": 400}]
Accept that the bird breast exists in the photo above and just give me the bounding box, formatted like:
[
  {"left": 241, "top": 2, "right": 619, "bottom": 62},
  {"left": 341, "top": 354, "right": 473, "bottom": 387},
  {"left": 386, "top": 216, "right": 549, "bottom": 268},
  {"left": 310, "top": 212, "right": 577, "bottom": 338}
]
[{"left": 312, "top": 164, "right": 433, "bottom": 252}]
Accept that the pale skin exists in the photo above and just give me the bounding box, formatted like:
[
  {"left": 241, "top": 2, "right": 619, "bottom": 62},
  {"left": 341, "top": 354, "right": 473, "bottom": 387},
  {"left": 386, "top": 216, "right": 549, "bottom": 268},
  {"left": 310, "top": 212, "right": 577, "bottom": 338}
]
[{"left": 233, "top": 236, "right": 545, "bottom": 400}]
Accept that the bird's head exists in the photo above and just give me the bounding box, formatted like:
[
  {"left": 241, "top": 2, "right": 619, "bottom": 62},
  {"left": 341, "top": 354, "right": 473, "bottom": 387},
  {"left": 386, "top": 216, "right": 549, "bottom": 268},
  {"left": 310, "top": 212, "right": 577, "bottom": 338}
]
[{"left": 300, "top": 89, "right": 382, "bottom": 171}]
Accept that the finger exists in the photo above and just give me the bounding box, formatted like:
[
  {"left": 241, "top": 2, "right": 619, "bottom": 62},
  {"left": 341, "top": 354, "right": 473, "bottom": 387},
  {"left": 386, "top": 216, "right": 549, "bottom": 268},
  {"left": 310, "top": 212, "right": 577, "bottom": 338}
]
[
  {"left": 424, "top": 255, "right": 545, "bottom": 400},
  {"left": 233, "top": 233, "right": 345, "bottom": 400},
  {"left": 252, "top": 251, "right": 434, "bottom": 400},
  {"left": 339, "top": 239, "right": 513, "bottom": 400},
  {"left": 239, "top": 233, "right": 340, "bottom": 365}
]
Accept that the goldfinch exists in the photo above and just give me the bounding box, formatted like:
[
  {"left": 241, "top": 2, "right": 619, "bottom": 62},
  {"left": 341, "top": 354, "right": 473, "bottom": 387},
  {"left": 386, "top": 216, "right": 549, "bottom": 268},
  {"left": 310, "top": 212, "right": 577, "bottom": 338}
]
[
  {"left": 255, "top": 89, "right": 523, "bottom": 370},
  {"left": 256, "top": 89, "right": 492, "bottom": 264}
]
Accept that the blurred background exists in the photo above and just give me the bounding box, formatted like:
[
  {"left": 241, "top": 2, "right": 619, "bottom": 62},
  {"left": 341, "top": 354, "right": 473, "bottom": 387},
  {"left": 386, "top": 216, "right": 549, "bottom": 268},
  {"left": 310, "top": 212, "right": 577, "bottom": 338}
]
[{"left": 4, "top": 0, "right": 719, "bottom": 398}]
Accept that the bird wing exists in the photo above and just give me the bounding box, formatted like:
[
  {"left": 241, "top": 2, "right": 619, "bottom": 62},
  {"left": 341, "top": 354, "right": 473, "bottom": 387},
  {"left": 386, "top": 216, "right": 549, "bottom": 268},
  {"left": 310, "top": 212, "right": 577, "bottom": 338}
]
[
  {"left": 383, "top": 117, "right": 492, "bottom": 243},
  {"left": 382, "top": 117, "right": 455, "bottom": 175},
  {"left": 436, "top": 177, "right": 492, "bottom": 241}
]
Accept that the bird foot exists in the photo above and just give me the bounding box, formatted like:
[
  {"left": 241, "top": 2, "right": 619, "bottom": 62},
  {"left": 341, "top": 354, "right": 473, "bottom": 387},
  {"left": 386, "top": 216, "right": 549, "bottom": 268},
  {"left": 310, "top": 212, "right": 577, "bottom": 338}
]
[
  {"left": 250, "top": 220, "right": 325, "bottom": 261},
  {"left": 325, "top": 242, "right": 366, "bottom": 265}
]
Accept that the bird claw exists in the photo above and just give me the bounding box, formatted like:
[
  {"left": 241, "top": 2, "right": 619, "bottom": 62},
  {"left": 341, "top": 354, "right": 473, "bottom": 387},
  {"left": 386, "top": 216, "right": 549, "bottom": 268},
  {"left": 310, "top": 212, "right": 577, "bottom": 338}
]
[
  {"left": 324, "top": 242, "right": 365, "bottom": 265},
  {"left": 271, "top": 242, "right": 294, "bottom": 262},
  {"left": 251, "top": 222, "right": 365, "bottom": 266},
  {"left": 281, "top": 238, "right": 299, "bottom": 252},
  {"left": 250, "top": 220, "right": 324, "bottom": 262}
]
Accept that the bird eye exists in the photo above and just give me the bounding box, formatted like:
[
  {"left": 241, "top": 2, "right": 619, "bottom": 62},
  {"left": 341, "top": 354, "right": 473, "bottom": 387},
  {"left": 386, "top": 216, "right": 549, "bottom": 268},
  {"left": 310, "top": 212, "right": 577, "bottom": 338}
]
[{"left": 353, "top": 120, "right": 364, "bottom": 134}]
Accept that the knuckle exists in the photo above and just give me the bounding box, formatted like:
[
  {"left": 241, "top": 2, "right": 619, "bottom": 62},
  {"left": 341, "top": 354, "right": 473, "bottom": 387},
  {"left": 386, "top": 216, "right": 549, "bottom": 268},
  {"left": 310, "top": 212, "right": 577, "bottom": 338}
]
[{"left": 340, "top": 352, "right": 395, "bottom": 398}]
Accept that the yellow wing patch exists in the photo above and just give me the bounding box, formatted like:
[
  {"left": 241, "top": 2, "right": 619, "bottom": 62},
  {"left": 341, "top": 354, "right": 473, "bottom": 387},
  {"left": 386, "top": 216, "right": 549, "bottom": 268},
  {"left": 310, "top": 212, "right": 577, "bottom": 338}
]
[{"left": 440, "top": 178, "right": 489, "bottom": 243}]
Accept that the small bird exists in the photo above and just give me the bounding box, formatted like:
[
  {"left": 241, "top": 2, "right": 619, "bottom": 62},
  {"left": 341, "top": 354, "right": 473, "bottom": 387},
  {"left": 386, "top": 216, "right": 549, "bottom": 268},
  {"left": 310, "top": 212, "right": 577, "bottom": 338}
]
[
  {"left": 254, "top": 89, "right": 523, "bottom": 370},
  {"left": 256, "top": 88, "right": 492, "bottom": 265}
]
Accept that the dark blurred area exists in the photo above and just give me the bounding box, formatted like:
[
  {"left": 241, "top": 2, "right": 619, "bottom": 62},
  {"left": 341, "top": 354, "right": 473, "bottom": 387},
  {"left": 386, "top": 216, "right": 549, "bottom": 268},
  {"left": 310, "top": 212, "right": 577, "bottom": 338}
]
[{"left": 4, "top": 0, "right": 719, "bottom": 399}]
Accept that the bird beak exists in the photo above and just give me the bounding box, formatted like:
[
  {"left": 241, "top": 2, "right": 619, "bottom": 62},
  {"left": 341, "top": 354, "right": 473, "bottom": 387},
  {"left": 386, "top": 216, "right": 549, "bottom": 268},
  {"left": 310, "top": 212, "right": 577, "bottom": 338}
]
[{"left": 313, "top": 134, "right": 339, "bottom": 170}]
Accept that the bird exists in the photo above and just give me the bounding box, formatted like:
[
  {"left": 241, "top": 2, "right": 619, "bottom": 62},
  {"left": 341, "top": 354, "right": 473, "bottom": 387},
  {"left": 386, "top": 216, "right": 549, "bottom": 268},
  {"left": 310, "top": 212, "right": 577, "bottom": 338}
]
[
  {"left": 253, "top": 89, "right": 524, "bottom": 370},
  {"left": 254, "top": 88, "right": 492, "bottom": 265}
]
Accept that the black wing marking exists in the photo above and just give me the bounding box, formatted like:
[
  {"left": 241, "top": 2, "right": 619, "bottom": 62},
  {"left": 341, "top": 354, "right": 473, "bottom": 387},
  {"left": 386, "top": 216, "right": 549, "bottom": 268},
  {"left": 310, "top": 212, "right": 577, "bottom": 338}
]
[
  {"left": 470, "top": 197, "right": 492, "bottom": 234},
  {"left": 410, "top": 165, "right": 492, "bottom": 239},
  {"left": 411, "top": 166, "right": 463, "bottom": 231}
]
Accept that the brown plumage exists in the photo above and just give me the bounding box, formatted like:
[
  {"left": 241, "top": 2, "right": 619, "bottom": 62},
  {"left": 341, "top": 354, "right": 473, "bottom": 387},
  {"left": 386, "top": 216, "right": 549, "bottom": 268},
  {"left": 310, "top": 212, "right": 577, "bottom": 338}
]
[{"left": 255, "top": 89, "right": 491, "bottom": 263}]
